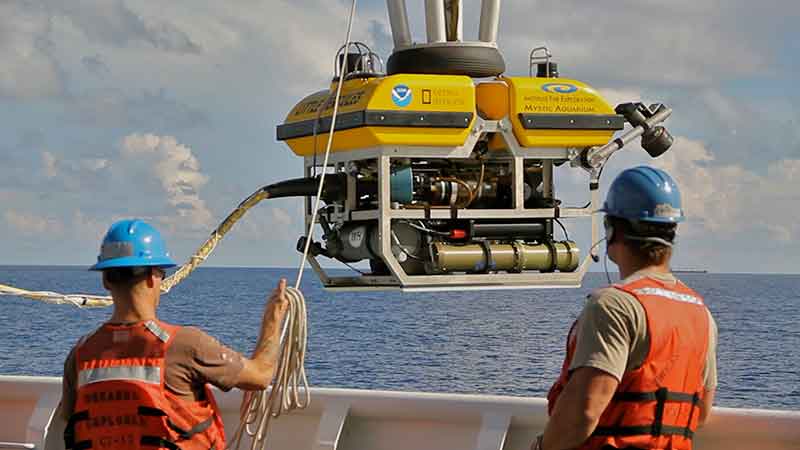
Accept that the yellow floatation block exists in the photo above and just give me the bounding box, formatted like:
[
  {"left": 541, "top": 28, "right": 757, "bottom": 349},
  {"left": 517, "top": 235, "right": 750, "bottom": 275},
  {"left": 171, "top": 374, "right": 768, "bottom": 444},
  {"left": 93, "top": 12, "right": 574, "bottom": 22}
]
[
  {"left": 278, "top": 74, "right": 623, "bottom": 155},
  {"left": 277, "top": 74, "right": 476, "bottom": 156},
  {"left": 502, "top": 76, "right": 623, "bottom": 148}
]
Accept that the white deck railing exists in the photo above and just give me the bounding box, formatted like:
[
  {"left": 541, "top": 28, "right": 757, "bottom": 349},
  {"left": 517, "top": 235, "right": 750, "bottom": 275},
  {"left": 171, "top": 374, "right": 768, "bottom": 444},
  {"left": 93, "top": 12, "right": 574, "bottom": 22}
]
[{"left": 1, "top": 376, "right": 798, "bottom": 450}]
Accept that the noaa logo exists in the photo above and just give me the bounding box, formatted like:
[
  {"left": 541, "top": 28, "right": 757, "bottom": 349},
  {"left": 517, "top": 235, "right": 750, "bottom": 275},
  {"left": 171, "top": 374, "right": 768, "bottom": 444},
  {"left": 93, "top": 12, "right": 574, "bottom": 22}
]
[
  {"left": 541, "top": 83, "right": 578, "bottom": 94},
  {"left": 391, "top": 84, "right": 412, "bottom": 107}
]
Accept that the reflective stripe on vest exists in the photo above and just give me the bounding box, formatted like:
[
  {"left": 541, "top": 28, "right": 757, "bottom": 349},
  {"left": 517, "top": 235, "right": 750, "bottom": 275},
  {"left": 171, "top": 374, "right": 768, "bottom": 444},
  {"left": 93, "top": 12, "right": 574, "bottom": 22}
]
[
  {"left": 78, "top": 364, "right": 161, "bottom": 387},
  {"left": 633, "top": 287, "right": 703, "bottom": 305},
  {"left": 145, "top": 320, "right": 171, "bottom": 343}
]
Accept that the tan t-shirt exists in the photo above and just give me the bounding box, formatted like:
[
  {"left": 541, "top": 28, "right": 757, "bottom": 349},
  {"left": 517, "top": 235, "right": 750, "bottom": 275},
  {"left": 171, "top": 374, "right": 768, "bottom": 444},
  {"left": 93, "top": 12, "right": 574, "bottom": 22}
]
[
  {"left": 62, "top": 324, "right": 245, "bottom": 419},
  {"left": 568, "top": 270, "right": 718, "bottom": 390}
]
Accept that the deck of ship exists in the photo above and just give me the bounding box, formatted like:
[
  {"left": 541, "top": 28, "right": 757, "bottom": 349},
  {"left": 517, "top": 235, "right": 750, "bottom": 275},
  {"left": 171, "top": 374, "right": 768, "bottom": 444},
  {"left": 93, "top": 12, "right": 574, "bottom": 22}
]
[{"left": 1, "top": 376, "right": 798, "bottom": 450}]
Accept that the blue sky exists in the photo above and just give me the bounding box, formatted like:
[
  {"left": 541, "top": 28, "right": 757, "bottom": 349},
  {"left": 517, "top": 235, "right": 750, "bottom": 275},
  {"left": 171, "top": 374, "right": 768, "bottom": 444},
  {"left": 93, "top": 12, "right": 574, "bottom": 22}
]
[{"left": 1, "top": 0, "right": 798, "bottom": 273}]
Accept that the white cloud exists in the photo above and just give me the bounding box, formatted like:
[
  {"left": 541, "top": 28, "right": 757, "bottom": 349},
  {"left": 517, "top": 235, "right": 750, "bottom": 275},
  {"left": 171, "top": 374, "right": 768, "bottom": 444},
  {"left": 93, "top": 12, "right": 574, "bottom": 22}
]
[
  {"left": 36, "top": 151, "right": 111, "bottom": 192},
  {"left": 71, "top": 209, "right": 120, "bottom": 242},
  {"left": 0, "top": 2, "right": 63, "bottom": 99},
  {"left": 266, "top": 205, "right": 296, "bottom": 241},
  {"left": 74, "top": 1, "right": 393, "bottom": 94},
  {"left": 120, "top": 133, "right": 213, "bottom": 232},
  {"left": 80, "top": 158, "right": 109, "bottom": 171},
  {"left": 81, "top": 53, "right": 110, "bottom": 76},
  {"left": 225, "top": 201, "right": 298, "bottom": 242},
  {"left": 65, "top": 89, "right": 210, "bottom": 130},
  {"left": 494, "top": 0, "right": 787, "bottom": 87},
  {"left": 4, "top": 210, "right": 65, "bottom": 236},
  {"left": 12, "top": 134, "right": 301, "bottom": 258},
  {"left": 271, "top": 207, "right": 292, "bottom": 228},
  {"left": 49, "top": 0, "right": 201, "bottom": 53},
  {"left": 41, "top": 151, "right": 58, "bottom": 178},
  {"left": 597, "top": 88, "right": 643, "bottom": 110},
  {"left": 700, "top": 90, "right": 741, "bottom": 125},
  {"left": 653, "top": 137, "right": 800, "bottom": 241}
]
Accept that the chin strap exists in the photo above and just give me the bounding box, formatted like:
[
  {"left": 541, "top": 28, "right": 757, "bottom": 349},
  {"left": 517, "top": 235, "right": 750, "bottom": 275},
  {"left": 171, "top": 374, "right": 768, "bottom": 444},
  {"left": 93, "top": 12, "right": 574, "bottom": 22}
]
[{"left": 623, "top": 233, "right": 674, "bottom": 248}]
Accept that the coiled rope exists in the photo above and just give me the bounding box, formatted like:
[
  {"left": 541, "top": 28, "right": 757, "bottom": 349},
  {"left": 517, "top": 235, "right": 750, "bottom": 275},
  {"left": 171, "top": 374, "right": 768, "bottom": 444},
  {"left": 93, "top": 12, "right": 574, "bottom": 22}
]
[{"left": 230, "top": 1, "right": 358, "bottom": 448}]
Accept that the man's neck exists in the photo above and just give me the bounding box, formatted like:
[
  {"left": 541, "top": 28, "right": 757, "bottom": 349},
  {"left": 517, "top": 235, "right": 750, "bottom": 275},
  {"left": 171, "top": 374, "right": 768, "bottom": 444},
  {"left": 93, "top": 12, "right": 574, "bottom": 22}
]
[
  {"left": 109, "top": 293, "right": 157, "bottom": 323},
  {"left": 618, "top": 261, "right": 671, "bottom": 281}
]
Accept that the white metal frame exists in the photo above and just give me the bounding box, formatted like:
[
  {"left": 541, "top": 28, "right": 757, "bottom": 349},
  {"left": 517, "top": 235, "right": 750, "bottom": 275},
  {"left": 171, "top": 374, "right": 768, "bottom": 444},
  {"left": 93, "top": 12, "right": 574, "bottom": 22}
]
[{"left": 302, "top": 116, "right": 602, "bottom": 291}]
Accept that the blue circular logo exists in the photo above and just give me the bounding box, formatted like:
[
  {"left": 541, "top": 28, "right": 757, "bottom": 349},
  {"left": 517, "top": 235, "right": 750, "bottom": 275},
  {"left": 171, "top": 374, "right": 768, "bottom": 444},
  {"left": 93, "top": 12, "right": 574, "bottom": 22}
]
[
  {"left": 541, "top": 83, "right": 578, "bottom": 94},
  {"left": 391, "top": 84, "right": 412, "bottom": 107}
]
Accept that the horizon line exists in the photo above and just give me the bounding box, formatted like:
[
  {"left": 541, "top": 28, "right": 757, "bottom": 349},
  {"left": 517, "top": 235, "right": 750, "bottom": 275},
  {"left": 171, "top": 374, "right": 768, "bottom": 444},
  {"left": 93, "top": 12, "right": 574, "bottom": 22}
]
[{"left": 0, "top": 264, "right": 797, "bottom": 276}]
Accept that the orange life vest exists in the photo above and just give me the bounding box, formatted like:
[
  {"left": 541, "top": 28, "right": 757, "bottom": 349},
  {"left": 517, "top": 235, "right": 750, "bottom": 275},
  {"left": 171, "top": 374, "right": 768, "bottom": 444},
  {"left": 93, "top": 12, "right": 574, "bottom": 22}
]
[
  {"left": 547, "top": 276, "right": 710, "bottom": 450},
  {"left": 65, "top": 320, "right": 226, "bottom": 450}
]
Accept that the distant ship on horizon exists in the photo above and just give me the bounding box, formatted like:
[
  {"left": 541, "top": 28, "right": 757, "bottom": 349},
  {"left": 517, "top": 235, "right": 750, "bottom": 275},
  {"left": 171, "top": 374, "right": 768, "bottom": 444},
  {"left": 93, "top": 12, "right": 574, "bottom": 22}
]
[{"left": 672, "top": 268, "right": 709, "bottom": 274}]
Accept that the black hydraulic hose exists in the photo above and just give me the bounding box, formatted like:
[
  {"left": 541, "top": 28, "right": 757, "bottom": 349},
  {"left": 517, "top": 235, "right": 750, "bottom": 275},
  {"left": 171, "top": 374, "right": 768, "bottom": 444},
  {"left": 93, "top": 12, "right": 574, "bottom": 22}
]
[{"left": 259, "top": 173, "right": 347, "bottom": 201}]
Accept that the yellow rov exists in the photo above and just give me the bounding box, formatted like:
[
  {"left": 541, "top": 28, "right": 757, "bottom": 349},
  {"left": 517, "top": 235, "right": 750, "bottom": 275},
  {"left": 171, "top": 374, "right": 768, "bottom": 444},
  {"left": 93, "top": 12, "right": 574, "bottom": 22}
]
[{"left": 276, "top": 1, "right": 675, "bottom": 291}]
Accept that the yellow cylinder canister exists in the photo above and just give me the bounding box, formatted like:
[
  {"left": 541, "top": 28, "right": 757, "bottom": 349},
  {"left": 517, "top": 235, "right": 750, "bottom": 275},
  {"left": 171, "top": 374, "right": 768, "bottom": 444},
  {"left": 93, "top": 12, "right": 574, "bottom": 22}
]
[{"left": 431, "top": 241, "right": 579, "bottom": 273}]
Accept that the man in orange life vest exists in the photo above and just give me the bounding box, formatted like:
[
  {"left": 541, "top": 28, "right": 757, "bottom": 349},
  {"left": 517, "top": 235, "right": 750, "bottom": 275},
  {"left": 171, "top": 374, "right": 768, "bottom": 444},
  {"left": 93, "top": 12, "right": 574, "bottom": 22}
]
[
  {"left": 533, "top": 166, "right": 718, "bottom": 450},
  {"left": 61, "top": 219, "right": 289, "bottom": 450}
]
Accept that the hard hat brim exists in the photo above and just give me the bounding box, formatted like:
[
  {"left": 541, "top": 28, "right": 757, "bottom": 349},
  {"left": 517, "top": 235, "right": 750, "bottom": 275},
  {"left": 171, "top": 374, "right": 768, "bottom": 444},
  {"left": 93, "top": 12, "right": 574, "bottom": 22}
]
[
  {"left": 597, "top": 204, "right": 684, "bottom": 223},
  {"left": 598, "top": 210, "right": 685, "bottom": 224},
  {"left": 90, "top": 256, "right": 178, "bottom": 271}
]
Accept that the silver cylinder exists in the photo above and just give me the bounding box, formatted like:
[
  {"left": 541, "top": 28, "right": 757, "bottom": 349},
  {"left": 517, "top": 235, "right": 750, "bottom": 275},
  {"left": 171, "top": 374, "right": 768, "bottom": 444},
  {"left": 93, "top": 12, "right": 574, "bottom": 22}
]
[
  {"left": 386, "top": 0, "right": 412, "bottom": 48},
  {"left": 478, "top": 0, "right": 501, "bottom": 43},
  {"left": 425, "top": 0, "right": 447, "bottom": 43},
  {"left": 542, "top": 160, "right": 553, "bottom": 199}
]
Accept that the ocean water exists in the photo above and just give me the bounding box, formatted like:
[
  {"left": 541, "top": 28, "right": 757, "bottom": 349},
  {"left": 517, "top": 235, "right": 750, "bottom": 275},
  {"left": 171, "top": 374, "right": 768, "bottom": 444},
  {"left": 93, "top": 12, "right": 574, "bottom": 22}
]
[{"left": 1, "top": 266, "right": 798, "bottom": 410}]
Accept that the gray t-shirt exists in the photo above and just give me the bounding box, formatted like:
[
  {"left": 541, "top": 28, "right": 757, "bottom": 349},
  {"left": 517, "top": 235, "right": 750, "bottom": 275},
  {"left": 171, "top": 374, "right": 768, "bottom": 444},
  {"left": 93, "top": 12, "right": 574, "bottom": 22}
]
[{"left": 568, "top": 270, "right": 718, "bottom": 390}]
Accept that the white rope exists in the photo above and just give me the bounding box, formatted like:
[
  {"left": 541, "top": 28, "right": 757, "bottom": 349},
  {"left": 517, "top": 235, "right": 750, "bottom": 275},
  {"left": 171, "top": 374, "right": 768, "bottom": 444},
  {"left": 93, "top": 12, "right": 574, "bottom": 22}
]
[
  {"left": 0, "top": 284, "right": 113, "bottom": 308},
  {"left": 230, "top": 0, "right": 358, "bottom": 448},
  {"left": 228, "top": 287, "right": 308, "bottom": 450}
]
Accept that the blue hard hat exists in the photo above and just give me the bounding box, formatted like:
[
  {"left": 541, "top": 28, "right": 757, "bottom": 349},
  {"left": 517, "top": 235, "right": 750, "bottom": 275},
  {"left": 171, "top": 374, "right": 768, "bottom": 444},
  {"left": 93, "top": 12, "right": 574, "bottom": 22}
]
[
  {"left": 90, "top": 219, "right": 177, "bottom": 271},
  {"left": 599, "top": 166, "right": 685, "bottom": 223}
]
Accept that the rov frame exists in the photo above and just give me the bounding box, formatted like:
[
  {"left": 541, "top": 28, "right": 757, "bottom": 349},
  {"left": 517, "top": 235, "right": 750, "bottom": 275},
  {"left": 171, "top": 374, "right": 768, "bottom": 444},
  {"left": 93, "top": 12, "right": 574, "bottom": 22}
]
[{"left": 298, "top": 106, "right": 670, "bottom": 291}]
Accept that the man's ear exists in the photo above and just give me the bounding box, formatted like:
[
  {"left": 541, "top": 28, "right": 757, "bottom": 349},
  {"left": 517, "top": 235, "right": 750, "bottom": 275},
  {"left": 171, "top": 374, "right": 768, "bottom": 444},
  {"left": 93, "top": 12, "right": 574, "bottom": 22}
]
[
  {"left": 145, "top": 270, "right": 157, "bottom": 289},
  {"left": 102, "top": 271, "right": 111, "bottom": 291}
]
